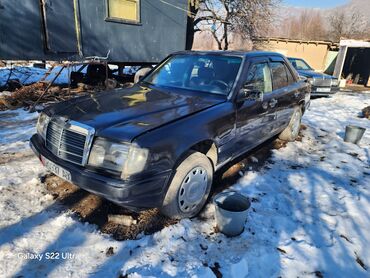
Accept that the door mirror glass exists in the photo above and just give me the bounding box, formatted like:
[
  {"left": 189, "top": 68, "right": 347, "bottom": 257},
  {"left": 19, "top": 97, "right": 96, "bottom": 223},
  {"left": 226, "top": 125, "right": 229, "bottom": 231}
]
[
  {"left": 237, "top": 86, "right": 264, "bottom": 102},
  {"left": 299, "top": 75, "right": 307, "bottom": 82},
  {"left": 238, "top": 62, "right": 271, "bottom": 103}
]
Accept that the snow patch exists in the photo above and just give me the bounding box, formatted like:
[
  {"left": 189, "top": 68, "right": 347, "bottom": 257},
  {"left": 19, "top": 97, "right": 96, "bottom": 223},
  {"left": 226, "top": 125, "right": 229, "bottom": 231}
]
[{"left": 0, "top": 92, "right": 369, "bottom": 277}]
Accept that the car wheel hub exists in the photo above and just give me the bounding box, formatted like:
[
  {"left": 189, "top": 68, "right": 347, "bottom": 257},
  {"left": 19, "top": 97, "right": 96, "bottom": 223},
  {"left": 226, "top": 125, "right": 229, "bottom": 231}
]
[{"left": 178, "top": 167, "right": 208, "bottom": 213}]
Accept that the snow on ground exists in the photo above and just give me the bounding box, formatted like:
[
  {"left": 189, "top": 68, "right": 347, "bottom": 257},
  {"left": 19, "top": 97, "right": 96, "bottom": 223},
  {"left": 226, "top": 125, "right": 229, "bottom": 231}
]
[
  {"left": 0, "top": 93, "right": 369, "bottom": 277},
  {"left": 0, "top": 109, "right": 38, "bottom": 152},
  {"left": 0, "top": 66, "right": 71, "bottom": 87},
  {"left": 0, "top": 64, "right": 135, "bottom": 89}
]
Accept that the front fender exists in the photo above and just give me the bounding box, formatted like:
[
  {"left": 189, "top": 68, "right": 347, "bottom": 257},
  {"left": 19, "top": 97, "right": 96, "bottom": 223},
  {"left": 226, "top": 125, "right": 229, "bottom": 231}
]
[{"left": 133, "top": 102, "right": 235, "bottom": 176}]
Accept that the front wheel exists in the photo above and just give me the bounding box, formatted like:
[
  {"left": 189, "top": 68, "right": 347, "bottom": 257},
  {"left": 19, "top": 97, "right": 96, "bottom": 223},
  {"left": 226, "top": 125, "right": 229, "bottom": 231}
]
[
  {"left": 279, "top": 106, "right": 302, "bottom": 142},
  {"left": 160, "top": 152, "right": 213, "bottom": 219}
]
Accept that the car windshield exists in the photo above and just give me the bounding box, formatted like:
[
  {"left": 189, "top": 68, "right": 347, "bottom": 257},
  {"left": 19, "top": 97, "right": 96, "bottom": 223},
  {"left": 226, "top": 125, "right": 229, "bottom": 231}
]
[
  {"left": 288, "top": 58, "right": 313, "bottom": 71},
  {"left": 142, "top": 54, "right": 242, "bottom": 95}
]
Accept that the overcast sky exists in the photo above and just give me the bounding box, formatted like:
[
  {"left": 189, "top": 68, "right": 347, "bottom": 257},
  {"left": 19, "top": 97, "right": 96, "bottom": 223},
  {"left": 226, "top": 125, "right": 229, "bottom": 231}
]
[{"left": 284, "top": 0, "right": 348, "bottom": 8}]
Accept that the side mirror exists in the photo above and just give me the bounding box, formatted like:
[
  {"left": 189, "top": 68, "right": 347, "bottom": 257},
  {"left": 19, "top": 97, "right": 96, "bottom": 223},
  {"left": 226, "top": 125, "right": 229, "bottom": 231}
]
[
  {"left": 237, "top": 85, "right": 263, "bottom": 102},
  {"left": 299, "top": 75, "right": 308, "bottom": 82}
]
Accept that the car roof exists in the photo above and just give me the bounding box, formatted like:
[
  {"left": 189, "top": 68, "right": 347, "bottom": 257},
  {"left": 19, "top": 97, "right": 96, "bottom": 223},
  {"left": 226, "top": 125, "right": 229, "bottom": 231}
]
[
  {"left": 288, "top": 57, "right": 305, "bottom": 60},
  {"left": 172, "top": 50, "right": 286, "bottom": 59}
]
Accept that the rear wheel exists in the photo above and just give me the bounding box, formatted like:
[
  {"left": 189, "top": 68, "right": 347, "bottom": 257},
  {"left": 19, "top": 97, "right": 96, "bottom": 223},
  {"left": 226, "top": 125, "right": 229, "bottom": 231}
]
[
  {"left": 279, "top": 106, "right": 302, "bottom": 142},
  {"left": 160, "top": 152, "right": 213, "bottom": 219}
]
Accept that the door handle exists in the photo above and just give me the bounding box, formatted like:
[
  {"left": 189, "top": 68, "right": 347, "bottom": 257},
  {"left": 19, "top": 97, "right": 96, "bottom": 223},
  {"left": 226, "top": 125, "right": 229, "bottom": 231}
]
[{"left": 269, "top": 98, "right": 278, "bottom": 108}]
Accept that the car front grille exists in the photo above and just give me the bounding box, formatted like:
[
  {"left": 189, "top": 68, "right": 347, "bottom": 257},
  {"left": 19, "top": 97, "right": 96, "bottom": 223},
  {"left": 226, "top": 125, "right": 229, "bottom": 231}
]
[
  {"left": 313, "top": 78, "right": 332, "bottom": 87},
  {"left": 45, "top": 118, "right": 95, "bottom": 165}
]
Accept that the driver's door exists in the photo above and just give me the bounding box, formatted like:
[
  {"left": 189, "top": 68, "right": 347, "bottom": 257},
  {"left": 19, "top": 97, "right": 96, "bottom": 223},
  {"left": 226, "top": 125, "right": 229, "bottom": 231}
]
[{"left": 234, "top": 58, "right": 273, "bottom": 155}]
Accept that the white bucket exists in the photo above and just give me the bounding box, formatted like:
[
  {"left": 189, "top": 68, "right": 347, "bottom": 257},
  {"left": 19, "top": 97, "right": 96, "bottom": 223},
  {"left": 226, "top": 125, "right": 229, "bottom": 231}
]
[
  {"left": 344, "top": 125, "right": 366, "bottom": 144},
  {"left": 214, "top": 191, "right": 251, "bottom": 237}
]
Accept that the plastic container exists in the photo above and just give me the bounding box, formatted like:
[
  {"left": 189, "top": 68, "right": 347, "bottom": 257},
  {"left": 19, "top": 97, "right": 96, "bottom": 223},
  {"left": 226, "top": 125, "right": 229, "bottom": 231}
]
[
  {"left": 214, "top": 191, "right": 251, "bottom": 237},
  {"left": 344, "top": 125, "right": 366, "bottom": 144}
]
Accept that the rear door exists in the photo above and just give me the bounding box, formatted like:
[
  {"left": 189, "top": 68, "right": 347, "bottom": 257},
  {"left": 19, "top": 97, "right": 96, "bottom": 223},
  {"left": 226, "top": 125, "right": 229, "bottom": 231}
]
[
  {"left": 268, "top": 57, "right": 300, "bottom": 135},
  {"left": 41, "top": 0, "right": 78, "bottom": 53},
  {"left": 234, "top": 58, "right": 273, "bottom": 153}
]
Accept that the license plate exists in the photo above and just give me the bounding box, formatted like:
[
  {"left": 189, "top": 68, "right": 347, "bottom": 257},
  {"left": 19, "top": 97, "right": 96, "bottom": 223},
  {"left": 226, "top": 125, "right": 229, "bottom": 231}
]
[
  {"left": 41, "top": 156, "right": 72, "bottom": 182},
  {"left": 316, "top": 87, "right": 331, "bottom": 93}
]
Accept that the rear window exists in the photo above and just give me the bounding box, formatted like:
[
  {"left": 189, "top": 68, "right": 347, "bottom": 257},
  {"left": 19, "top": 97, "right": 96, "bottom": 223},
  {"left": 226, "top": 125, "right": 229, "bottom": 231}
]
[
  {"left": 270, "top": 62, "right": 288, "bottom": 90},
  {"left": 286, "top": 67, "right": 296, "bottom": 84}
]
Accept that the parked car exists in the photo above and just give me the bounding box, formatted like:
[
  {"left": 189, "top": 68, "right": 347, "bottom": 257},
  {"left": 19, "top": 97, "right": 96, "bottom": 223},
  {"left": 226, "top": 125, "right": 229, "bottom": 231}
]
[
  {"left": 288, "top": 57, "right": 339, "bottom": 96},
  {"left": 30, "top": 51, "right": 310, "bottom": 219}
]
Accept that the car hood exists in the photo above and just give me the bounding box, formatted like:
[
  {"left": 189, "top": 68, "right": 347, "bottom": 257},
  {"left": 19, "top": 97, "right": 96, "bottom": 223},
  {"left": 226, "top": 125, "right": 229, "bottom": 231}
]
[
  {"left": 297, "top": 70, "right": 335, "bottom": 79},
  {"left": 46, "top": 84, "right": 226, "bottom": 142}
]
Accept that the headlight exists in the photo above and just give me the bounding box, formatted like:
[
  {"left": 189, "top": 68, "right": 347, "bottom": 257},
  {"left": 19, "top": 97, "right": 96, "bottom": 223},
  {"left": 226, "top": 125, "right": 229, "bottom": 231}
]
[
  {"left": 37, "top": 113, "right": 50, "bottom": 139},
  {"left": 88, "top": 138, "right": 149, "bottom": 179},
  {"left": 331, "top": 79, "right": 339, "bottom": 86},
  {"left": 307, "top": 78, "right": 314, "bottom": 85}
]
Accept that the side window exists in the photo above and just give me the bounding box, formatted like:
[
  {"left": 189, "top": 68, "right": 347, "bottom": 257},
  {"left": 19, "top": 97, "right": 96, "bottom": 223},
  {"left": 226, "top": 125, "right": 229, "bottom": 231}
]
[
  {"left": 107, "top": 0, "right": 140, "bottom": 23},
  {"left": 245, "top": 63, "right": 272, "bottom": 94},
  {"left": 295, "top": 59, "right": 309, "bottom": 70},
  {"left": 285, "top": 66, "right": 296, "bottom": 85},
  {"left": 270, "top": 62, "right": 288, "bottom": 90}
]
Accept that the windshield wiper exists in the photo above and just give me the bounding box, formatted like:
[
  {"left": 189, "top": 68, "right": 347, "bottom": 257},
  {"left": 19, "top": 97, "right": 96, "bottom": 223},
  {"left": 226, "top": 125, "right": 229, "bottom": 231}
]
[{"left": 140, "top": 80, "right": 154, "bottom": 86}]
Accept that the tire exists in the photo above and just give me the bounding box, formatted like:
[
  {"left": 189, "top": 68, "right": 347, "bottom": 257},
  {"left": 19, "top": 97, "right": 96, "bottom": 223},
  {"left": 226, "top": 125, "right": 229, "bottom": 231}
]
[
  {"left": 160, "top": 152, "right": 213, "bottom": 219},
  {"left": 279, "top": 106, "right": 302, "bottom": 142}
]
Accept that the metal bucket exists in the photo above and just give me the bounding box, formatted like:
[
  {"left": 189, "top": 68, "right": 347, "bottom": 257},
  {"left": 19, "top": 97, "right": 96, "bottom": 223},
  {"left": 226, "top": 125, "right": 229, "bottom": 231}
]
[
  {"left": 214, "top": 191, "right": 251, "bottom": 237},
  {"left": 344, "top": 125, "right": 366, "bottom": 144}
]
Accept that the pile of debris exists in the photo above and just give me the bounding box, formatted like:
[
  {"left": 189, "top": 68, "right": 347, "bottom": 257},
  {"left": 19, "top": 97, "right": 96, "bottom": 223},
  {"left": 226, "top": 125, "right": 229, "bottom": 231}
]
[
  {"left": 0, "top": 81, "right": 102, "bottom": 111},
  {"left": 44, "top": 174, "right": 178, "bottom": 241},
  {"left": 362, "top": 106, "right": 370, "bottom": 119}
]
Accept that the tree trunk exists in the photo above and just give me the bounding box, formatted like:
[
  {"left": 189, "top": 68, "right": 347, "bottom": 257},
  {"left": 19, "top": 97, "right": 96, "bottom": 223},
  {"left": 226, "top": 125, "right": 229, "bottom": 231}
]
[
  {"left": 186, "top": 16, "right": 196, "bottom": 50},
  {"left": 185, "top": 1, "right": 199, "bottom": 50},
  {"left": 223, "top": 23, "right": 229, "bottom": 50}
]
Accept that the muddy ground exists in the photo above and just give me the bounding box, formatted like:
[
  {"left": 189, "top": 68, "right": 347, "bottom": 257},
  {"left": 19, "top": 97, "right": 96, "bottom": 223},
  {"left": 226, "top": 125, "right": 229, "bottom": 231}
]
[{"left": 40, "top": 127, "right": 305, "bottom": 241}]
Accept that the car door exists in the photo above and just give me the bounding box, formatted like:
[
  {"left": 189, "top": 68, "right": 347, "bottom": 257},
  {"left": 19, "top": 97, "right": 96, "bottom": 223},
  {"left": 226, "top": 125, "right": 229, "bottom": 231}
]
[
  {"left": 268, "top": 57, "right": 301, "bottom": 135},
  {"left": 234, "top": 58, "right": 273, "bottom": 155}
]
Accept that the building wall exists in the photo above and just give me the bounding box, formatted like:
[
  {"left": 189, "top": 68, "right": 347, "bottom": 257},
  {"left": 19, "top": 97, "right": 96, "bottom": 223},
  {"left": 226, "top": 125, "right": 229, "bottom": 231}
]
[
  {"left": 192, "top": 32, "right": 253, "bottom": 51},
  {"left": 0, "top": 0, "right": 51, "bottom": 61},
  {"left": 0, "top": 0, "right": 188, "bottom": 63},
  {"left": 193, "top": 34, "right": 338, "bottom": 73},
  {"left": 78, "top": 0, "right": 188, "bottom": 63},
  {"left": 257, "top": 40, "right": 331, "bottom": 72}
]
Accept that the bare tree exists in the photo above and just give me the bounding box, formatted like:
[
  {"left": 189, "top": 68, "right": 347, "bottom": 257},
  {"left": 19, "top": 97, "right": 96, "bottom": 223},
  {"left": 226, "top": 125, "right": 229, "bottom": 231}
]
[
  {"left": 195, "top": 0, "right": 234, "bottom": 50},
  {"left": 186, "top": 0, "right": 201, "bottom": 50},
  {"left": 274, "top": 9, "right": 327, "bottom": 41},
  {"left": 232, "top": 0, "right": 278, "bottom": 44},
  {"left": 308, "top": 11, "right": 326, "bottom": 40},
  {"left": 263, "top": 2, "right": 370, "bottom": 42},
  {"left": 329, "top": 8, "right": 368, "bottom": 41},
  {"left": 187, "top": 0, "right": 278, "bottom": 50}
]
